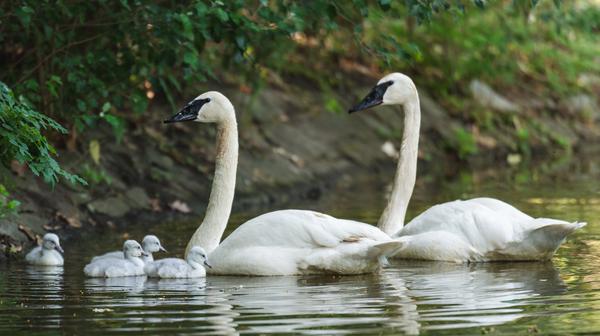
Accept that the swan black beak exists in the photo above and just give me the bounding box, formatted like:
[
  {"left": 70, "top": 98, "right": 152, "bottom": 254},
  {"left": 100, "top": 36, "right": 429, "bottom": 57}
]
[
  {"left": 55, "top": 245, "right": 64, "bottom": 254},
  {"left": 348, "top": 81, "right": 394, "bottom": 113},
  {"left": 164, "top": 98, "right": 211, "bottom": 123},
  {"left": 204, "top": 260, "right": 212, "bottom": 269},
  {"left": 141, "top": 251, "right": 149, "bottom": 257}
]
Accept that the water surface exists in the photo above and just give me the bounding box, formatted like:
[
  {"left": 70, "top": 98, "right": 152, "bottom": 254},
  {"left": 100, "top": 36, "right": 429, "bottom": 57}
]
[{"left": 1, "top": 159, "right": 599, "bottom": 335}]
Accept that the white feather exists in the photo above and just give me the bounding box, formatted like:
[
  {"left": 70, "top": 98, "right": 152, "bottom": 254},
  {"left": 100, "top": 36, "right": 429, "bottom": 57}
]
[
  {"left": 25, "top": 233, "right": 64, "bottom": 266},
  {"left": 170, "top": 92, "right": 404, "bottom": 276},
  {"left": 84, "top": 240, "right": 146, "bottom": 277},
  {"left": 145, "top": 246, "right": 208, "bottom": 278},
  {"left": 353, "top": 73, "right": 585, "bottom": 262}
]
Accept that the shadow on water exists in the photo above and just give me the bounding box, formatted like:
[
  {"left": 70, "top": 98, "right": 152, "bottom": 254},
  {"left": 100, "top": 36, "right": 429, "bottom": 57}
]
[{"left": 1, "top": 153, "right": 600, "bottom": 334}]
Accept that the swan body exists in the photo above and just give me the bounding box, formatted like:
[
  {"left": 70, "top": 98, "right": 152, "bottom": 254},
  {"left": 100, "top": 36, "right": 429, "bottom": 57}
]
[
  {"left": 25, "top": 233, "right": 64, "bottom": 266},
  {"left": 208, "top": 210, "right": 404, "bottom": 275},
  {"left": 349, "top": 73, "right": 585, "bottom": 262},
  {"left": 164, "top": 91, "right": 402, "bottom": 276},
  {"left": 395, "top": 197, "right": 585, "bottom": 262},
  {"left": 91, "top": 235, "right": 165, "bottom": 263},
  {"left": 84, "top": 240, "right": 147, "bottom": 277},
  {"left": 144, "top": 246, "right": 209, "bottom": 278}
]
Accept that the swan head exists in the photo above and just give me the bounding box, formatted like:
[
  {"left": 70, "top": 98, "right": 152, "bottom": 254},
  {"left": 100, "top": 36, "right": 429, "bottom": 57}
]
[
  {"left": 123, "top": 240, "right": 147, "bottom": 259},
  {"left": 348, "top": 72, "right": 417, "bottom": 113},
  {"left": 41, "top": 233, "right": 63, "bottom": 253},
  {"left": 142, "top": 235, "right": 167, "bottom": 253},
  {"left": 187, "top": 246, "right": 211, "bottom": 269},
  {"left": 164, "top": 91, "right": 235, "bottom": 124}
]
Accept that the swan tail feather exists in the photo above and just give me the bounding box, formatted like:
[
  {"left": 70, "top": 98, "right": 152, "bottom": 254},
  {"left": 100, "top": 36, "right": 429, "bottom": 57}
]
[
  {"left": 367, "top": 239, "right": 406, "bottom": 259},
  {"left": 526, "top": 221, "right": 585, "bottom": 254},
  {"left": 530, "top": 221, "right": 585, "bottom": 239}
]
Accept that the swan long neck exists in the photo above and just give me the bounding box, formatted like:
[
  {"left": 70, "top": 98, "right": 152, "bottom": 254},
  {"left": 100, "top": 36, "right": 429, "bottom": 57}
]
[
  {"left": 378, "top": 97, "right": 420, "bottom": 235},
  {"left": 142, "top": 253, "right": 153, "bottom": 263},
  {"left": 186, "top": 117, "right": 238, "bottom": 255},
  {"left": 188, "top": 260, "right": 202, "bottom": 270}
]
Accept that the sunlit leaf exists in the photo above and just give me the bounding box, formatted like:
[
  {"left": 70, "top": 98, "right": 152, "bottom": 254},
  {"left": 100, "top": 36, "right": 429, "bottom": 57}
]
[{"left": 89, "top": 139, "right": 101, "bottom": 165}]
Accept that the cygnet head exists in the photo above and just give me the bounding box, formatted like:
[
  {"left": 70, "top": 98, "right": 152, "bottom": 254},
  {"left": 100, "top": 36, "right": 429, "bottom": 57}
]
[
  {"left": 164, "top": 91, "right": 235, "bottom": 124},
  {"left": 349, "top": 73, "right": 417, "bottom": 113},
  {"left": 123, "top": 240, "right": 148, "bottom": 259},
  {"left": 142, "top": 235, "right": 167, "bottom": 253},
  {"left": 41, "top": 233, "right": 63, "bottom": 253},
  {"left": 187, "top": 246, "right": 211, "bottom": 269}
]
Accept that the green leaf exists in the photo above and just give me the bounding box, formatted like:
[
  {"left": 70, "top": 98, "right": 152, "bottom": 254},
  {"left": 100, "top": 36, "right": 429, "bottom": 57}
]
[
  {"left": 214, "top": 8, "right": 229, "bottom": 22},
  {"left": 89, "top": 139, "right": 101, "bottom": 165},
  {"left": 179, "top": 14, "right": 194, "bottom": 41},
  {"left": 101, "top": 102, "right": 111, "bottom": 113},
  {"left": 552, "top": 0, "right": 562, "bottom": 8},
  {"left": 104, "top": 114, "right": 125, "bottom": 143}
]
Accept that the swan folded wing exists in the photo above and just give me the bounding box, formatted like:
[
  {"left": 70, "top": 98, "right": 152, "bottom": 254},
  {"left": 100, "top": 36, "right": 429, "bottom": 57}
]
[
  {"left": 469, "top": 198, "right": 532, "bottom": 222},
  {"left": 398, "top": 199, "right": 532, "bottom": 259},
  {"left": 305, "top": 213, "right": 393, "bottom": 248},
  {"left": 401, "top": 200, "right": 518, "bottom": 247},
  {"left": 25, "top": 247, "right": 42, "bottom": 263},
  {"left": 91, "top": 250, "right": 123, "bottom": 262},
  {"left": 221, "top": 210, "right": 390, "bottom": 250},
  {"left": 85, "top": 258, "right": 144, "bottom": 277}
]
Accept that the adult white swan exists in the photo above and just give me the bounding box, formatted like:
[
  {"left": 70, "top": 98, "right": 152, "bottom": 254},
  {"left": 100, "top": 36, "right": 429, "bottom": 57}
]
[
  {"left": 164, "top": 91, "right": 404, "bottom": 275},
  {"left": 349, "top": 72, "right": 585, "bottom": 262}
]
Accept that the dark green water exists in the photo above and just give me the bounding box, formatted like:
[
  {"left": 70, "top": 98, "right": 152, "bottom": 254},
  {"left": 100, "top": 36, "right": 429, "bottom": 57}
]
[{"left": 1, "top": 158, "right": 599, "bottom": 335}]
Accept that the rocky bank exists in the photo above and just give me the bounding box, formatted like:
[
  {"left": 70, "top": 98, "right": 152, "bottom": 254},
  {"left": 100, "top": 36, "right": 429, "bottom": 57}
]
[{"left": 2, "top": 74, "right": 600, "bottom": 260}]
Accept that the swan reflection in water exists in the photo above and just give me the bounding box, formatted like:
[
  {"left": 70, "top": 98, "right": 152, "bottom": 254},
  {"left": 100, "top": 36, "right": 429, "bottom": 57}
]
[
  {"left": 384, "top": 260, "right": 567, "bottom": 333},
  {"left": 24, "top": 265, "right": 64, "bottom": 308},
  {"left": 85, "top": 276, "right": 147, "bottom": 290},
  {"left": 199, "top": 261, "right": 566, "bottom": 335},
  {"left": 76, "top": 260, "right": 566, "bottom": 335}
]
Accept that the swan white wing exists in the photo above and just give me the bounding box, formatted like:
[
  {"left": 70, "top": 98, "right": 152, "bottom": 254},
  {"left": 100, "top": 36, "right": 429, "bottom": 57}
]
[
  {"left": 467, "top": 198, "right": 531, "bottom": 222},
  {"left": 145, "top": 258, "right": 205, "bottom": 278},
  {"left": 25, "top": 246, "right": 42, "bottom": 263},
  {"left": 395, "top": 198, "right": 584, "bottom": 261},
  {"left": 399, "top": 199, "right": 518, "bottom": 252},
  {"left": 91, "top": 250, "right": 123, "bottom": 262},
  {"left": 218, "top": 210, "right": 390, "bottom": 249},
  {"left": 145, "top": 258, "right": 187, "bottom": 276},
  {"left": 25, "top": 247, "right": 64, "bottom": 266},
  {"left": 208, "top": 209, "right": 402, "bottom": 275},
  {"left": 84, "top": 258, "right": 145, "bottom": 277},
  {"left": 92, "top": 250, "right": 154, "bottom": 263}
]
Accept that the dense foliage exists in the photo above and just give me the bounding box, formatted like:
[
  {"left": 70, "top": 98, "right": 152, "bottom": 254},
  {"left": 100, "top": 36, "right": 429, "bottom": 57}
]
[
  {"left": 0, "top": 0, "right": 487, "bottom": 214},
  {"left": 0, "top": 1, "right": 485, "bottom": 133},
  {"left": 0, "top": 81, "right": 85, "bottom": 186},
  {"left": 2, "top": 0, "right": 597, "bottom": 215},
  {"left": 0, "top": 1, "right": 482, "bottom": 185}
]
